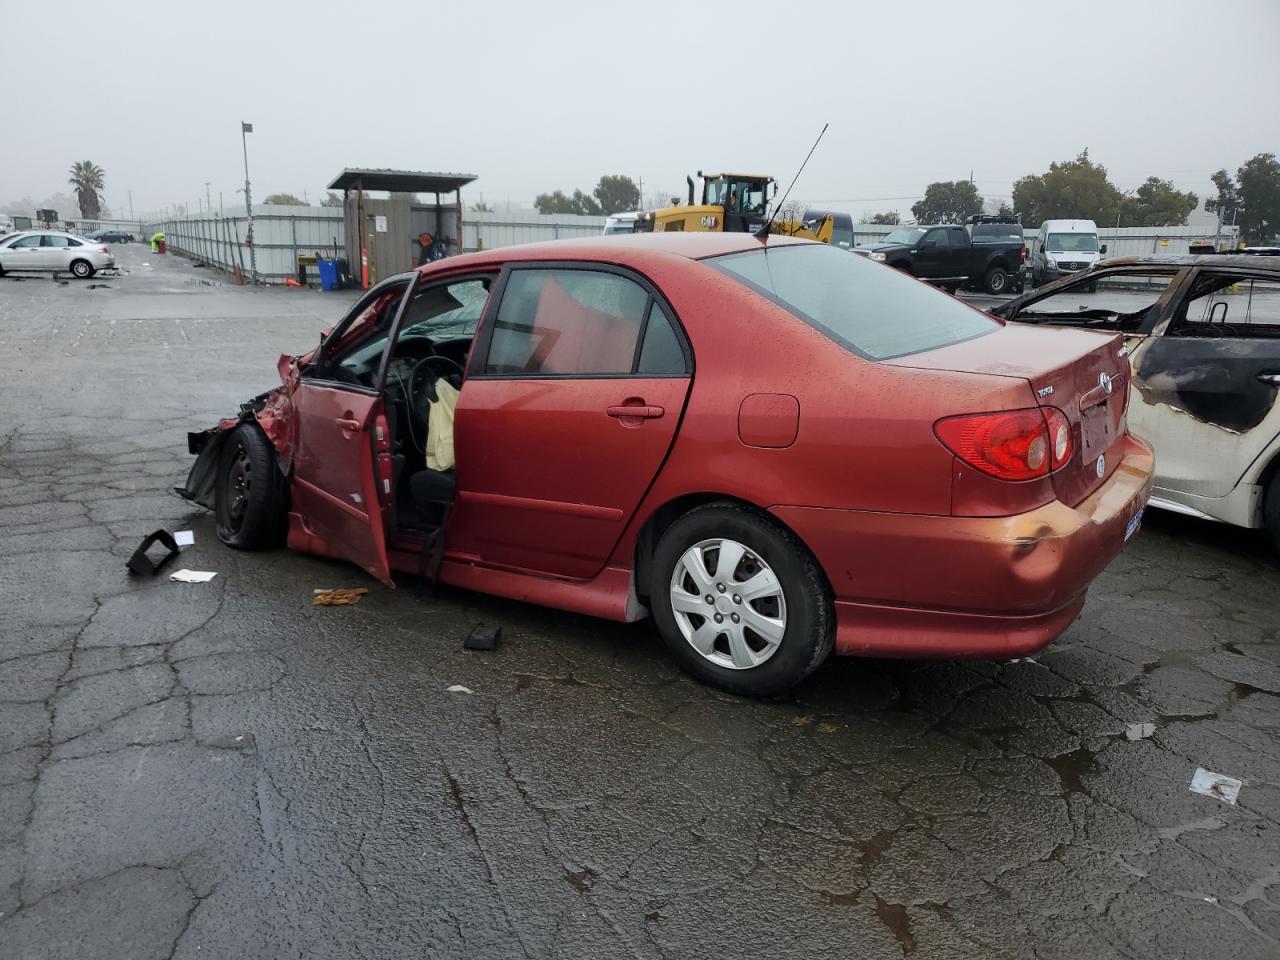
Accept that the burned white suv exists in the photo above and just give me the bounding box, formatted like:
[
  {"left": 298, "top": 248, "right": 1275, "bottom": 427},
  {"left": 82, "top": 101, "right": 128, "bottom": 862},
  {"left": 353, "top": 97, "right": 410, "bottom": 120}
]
[{"left": 996, "top": 253, "right": 1280, "bottom": 550}]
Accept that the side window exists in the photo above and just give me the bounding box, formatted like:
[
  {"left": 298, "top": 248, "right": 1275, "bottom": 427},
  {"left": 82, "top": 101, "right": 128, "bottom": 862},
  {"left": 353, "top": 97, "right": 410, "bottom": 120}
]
[
  {"left": 1170, "top": 274, "right": 1280, "bottom": 338},
  {"left": 484, "top": 269, "right": 650, "bottom": 376},
  {"left": 12, "top": 235, "right": 42, "bottom": 248},
  {"left": 949, "top": 228, "right": 968, "bottom": 247},
  {"left": 42, "top": 235, "right": 70, "bottom": 248},
  {"left": 637, "top": 303, "right": 687, "bottom": 375},
  {"left": 67, "top": 238, "right": 83, "bottom": 247},
  {"left": 923, "top": 229, "right": 950, "bottom": 248}
]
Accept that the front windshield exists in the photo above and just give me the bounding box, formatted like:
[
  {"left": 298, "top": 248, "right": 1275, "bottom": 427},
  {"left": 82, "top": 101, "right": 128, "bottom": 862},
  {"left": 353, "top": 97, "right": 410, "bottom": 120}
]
[
  {"left": 882, "top": 228, "right": 927, "bottom": 245},
  {"left": 705, "top": 179, "right": 768, "bottom": 215},
  {"left": 400, "top": 278, "right": 491, "bottom": 339},
  {"left": 1046, "top": 233, "right": 1100, "bottom": 252}
]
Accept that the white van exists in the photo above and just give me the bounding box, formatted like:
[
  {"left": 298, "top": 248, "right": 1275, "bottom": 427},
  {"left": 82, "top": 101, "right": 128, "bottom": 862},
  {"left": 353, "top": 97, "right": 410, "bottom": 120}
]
[
  {"left": 602, "top": 211, "right": 642, "bottom": 236},
  {"left": 1029, "top": 219, "right": 1107, "bottom": 286}
]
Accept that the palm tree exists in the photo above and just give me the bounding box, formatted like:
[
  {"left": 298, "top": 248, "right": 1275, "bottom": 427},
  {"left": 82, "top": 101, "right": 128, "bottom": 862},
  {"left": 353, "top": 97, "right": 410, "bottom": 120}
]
[{"left": 68, "top": 161, "right": 106, "bottom": 219}]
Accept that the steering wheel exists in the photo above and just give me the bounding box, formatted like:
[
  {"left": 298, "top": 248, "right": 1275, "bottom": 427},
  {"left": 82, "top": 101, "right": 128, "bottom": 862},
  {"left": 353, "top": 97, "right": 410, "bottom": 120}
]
[{"left": 408, "top": 355, "right": 465, "bottom": 414}]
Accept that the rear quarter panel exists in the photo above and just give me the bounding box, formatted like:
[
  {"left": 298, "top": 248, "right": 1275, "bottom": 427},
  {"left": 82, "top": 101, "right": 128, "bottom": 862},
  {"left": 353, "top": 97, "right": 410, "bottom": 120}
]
[{"left": 607, "top": 258, "right": 1037, "bottom": 565}]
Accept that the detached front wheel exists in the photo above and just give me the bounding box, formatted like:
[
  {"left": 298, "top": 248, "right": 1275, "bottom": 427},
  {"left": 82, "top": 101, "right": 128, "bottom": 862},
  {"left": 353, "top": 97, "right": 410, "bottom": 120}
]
[
  {"left": 215, "top": 423, "right": 287, "bottom": 549},
  {"left": 650, "top": 504, "right": 834, "bottom": 697}
]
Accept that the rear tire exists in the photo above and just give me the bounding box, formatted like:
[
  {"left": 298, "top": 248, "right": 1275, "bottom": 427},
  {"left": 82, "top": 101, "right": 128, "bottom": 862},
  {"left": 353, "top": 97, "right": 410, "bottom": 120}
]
[
  {"left": 983, "top": 265, "right": 1009, "bottom": 295},
  {"left": 649, "top": 503, "right": 834, "bottom": 697},
  {"left": 1265, "top": 471, "right": 1280, "bottom": 555},
  {"left": 70, "top": 259, "right": 94, "bottom": 279},
  {"left": 215, "top": 423, "right": 288, "bottom": 549}
]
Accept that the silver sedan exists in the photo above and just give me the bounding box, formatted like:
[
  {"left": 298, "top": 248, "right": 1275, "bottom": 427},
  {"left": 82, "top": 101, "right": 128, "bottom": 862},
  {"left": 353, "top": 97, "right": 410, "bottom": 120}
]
[{"left": 0, "top": 230, "right": 116, "bottom": 278}]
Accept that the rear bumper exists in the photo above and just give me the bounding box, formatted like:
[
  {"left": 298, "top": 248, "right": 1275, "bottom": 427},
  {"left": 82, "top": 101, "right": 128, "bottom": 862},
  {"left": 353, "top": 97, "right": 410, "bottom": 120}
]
[{"left": 772, "top": 434, "right": 1154, "bottom": 659}]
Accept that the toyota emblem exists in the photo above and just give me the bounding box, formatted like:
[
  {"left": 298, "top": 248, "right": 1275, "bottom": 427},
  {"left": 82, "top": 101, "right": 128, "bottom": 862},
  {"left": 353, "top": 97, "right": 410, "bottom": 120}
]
[
  {"left": 1100, "top": 372, "right": 1113, "bottom": 396},
  {"left": 1096, "top": 455, "right": 1106, "bottom": 478}
]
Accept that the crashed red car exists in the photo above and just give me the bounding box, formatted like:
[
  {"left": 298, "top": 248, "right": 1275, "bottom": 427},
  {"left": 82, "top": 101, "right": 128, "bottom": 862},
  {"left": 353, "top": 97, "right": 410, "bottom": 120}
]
[{"left": 181, "top": 233, "right": 1153, "bottom": 696}]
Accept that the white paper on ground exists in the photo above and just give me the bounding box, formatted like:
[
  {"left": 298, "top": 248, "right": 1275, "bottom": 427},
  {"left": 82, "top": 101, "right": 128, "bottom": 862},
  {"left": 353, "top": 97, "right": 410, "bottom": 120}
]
[
  {"left": 1189, "top": 767, "right": 1243, "bottom": 804},
  {"left": 170, "top": 569, "right": 217, "bottom": 583},
  {"left": 446, "top": 685, "right": 474, "bottom": 695},
  {"left": 174, "top": 530, "right": 195, "bottom": 547},
  {"left": 1125, "top": 722, "right": 1156, "bottom": 741}
]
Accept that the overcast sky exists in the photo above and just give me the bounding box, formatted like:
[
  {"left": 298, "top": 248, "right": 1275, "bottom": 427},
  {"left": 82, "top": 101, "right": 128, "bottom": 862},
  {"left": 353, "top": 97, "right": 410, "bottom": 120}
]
[{"left": 3, "top": 0, "right": 1277, "bottom": 220}]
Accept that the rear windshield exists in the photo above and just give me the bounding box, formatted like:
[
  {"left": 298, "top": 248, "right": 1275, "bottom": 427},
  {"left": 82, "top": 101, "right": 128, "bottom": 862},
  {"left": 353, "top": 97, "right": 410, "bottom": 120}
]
[
  {"left": 707, "top": 244, "right": 998, "bottom": 360},
  {"left": 971, "top": 222, "right": 1023, "bottom": 243}
]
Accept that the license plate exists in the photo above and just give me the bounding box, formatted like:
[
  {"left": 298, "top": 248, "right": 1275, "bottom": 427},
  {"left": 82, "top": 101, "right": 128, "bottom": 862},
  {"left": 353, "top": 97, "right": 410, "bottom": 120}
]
[{"left": 1124, "top": 507, "right": 1145, "bottom": 542}]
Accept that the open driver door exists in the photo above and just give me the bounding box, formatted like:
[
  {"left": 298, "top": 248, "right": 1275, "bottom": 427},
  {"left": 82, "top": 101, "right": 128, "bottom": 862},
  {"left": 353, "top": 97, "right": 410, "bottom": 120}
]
[{"left": 289, "top": 274, "right": 420, "bottom": 587}]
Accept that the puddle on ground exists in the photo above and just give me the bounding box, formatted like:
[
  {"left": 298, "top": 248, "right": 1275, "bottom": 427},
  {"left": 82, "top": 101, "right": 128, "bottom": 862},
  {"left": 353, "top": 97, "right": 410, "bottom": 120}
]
[
  {"left": 874, "top": 895, "right": 917, "bottom": 955},
  {"left": 1046, "top": 746, "right": 1098, "bottom": 797}
]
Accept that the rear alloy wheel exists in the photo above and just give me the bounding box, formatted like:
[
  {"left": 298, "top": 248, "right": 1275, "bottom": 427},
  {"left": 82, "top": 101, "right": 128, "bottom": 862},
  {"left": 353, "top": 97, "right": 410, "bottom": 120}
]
[
  {"left": 984, "top": 265, "right": 1008, "bottom": 295},
  {"left": 215, "top": 423, "right": 287, "bottom": 549},
  {"left": 650, "top": 504, "right": 834, "bottom": 697},
  {"left": 70, "top": 259, "right": 94, "bottom": 279}
]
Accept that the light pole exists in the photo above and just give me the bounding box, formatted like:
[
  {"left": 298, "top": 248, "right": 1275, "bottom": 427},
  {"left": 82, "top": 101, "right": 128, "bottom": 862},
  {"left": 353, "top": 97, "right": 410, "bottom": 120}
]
[
  {"left": 205, "top": 182, "right": 212, "bottom": 215},
  {"left": 241, "top": 121, "right": 257, "bottom": 283}
]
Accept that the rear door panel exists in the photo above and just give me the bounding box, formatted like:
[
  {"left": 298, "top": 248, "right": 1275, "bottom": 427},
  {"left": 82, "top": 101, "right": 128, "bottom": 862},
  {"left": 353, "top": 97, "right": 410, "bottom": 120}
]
[{"left": 451, "top": 377, "right": 689, "bottom": 579}]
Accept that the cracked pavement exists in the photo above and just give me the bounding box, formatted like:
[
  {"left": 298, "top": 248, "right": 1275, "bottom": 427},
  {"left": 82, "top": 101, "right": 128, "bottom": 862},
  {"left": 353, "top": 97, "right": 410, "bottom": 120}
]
[{"left": 2, "top": 246, "right": 1279, "bottom": 959}]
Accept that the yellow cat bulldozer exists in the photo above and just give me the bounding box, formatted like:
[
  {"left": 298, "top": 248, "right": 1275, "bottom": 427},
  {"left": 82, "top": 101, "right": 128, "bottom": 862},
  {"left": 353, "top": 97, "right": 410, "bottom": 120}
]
[{"left": 634, "top": 172, "right": 853, "bottom": 248}]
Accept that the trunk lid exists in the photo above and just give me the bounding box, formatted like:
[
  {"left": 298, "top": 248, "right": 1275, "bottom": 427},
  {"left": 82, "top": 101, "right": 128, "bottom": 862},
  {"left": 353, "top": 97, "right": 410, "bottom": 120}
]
[{"left": 887, "top": 323, "right": 1131, "bottom": 507}]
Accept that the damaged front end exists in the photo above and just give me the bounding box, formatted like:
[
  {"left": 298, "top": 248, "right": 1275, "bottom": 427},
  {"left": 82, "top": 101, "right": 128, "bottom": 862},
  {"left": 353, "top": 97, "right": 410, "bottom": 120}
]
[{"left": 176, "top": 357, "right": 300, "bottom": 510}]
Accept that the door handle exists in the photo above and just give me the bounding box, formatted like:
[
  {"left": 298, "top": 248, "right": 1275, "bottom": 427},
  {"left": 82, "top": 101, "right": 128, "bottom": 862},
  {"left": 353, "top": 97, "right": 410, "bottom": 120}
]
[
  {"left": 1257, "top": 373, "right": 1280, "bottom": 385},
  {"left": 335, "top": 417, "right": 361, "bottom": 431},
  {"left": 607, "top": 404, "right": 664, "bottom": 420}
]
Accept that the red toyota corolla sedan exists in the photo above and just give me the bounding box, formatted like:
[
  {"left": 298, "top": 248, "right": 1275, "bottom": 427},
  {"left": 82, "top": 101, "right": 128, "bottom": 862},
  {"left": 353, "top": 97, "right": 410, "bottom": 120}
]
[{"left": 181, "top": 233, "right": 1152, "bottom": 696}]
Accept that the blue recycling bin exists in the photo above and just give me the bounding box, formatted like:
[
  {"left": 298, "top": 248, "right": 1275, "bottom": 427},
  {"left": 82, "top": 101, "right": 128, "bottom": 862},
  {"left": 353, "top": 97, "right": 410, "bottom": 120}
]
[{"left": 317, "top": 258, "right": 339, "bottom": 292}]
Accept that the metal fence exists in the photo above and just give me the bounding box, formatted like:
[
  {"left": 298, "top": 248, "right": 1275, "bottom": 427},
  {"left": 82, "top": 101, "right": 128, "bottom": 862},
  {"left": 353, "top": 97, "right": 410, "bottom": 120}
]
[
  {"left": 149, "top": 206, "right": 1242, "bottom": 286},
  {"left": 147, "top": 206, "right": 607, "bottom": 285}
]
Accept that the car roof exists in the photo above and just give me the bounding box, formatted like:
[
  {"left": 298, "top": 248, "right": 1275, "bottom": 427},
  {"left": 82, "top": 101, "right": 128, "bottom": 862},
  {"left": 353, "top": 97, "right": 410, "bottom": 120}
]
[
  {"left": 432, "top": 232, "right": 812, "bottom": 272},
  {"left": 1100, "top": 254, "right": 1280, "bottom": 272}
]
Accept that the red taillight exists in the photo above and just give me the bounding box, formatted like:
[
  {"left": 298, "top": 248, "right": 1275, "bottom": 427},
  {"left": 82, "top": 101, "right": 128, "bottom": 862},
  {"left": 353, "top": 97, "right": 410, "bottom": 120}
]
[
  {"left": 1020, "top": 245, "right": 1027, "bottom": 262},
  {"left": 100, "top": 246, "right": 109, "bottom": 253},
  {"left": 934, "top": 407, "right": 1071, "bottom": 482}
]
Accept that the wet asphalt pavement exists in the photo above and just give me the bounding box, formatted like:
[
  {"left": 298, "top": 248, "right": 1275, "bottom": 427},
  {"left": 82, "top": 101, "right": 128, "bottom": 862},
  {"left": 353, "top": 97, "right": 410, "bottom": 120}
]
[{"left": 2, "top": 245, "right": 1280, "bottom": 959}]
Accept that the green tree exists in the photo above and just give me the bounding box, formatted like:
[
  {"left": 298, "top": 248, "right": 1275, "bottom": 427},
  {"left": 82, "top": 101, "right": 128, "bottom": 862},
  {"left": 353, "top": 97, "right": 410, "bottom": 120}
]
[
  {"left": 1122, "top": 177, "right": 1198, "bottom": 226},
  {"left": 1209, "top": 168, "right": 1241, "bottom": 220},
  {"left": 263, "top": 193, "right": 306, "bottom": 205},
  {"left": 1235, "top": 153, "right": 1280, "bottom": 243},
  {"left": 592, "top": 175, "right": 640, "bottom": 215},
  {"left": 471, "top": 200, "right": 493, "bottom": 212},
  {"left": 320, "top": 191, "right": 344, "bottom": 207},
  {"left": 535, "top": 188, "right": 603, "bottom": 216},
  {"left": 868, "top": 211, "right": 900, "bottom": 225},
  {"left": 1011, "top": 150, "right": 1124, "bottom": 227},
  {"left": 996, "top": 203, "right": 1016, "bottom": 218},
  {"left": 67, "top": 161, "right": 105, "bottom": 219},
  {"left": 911, "top": 181, "right": 982, "bottom": 224}
]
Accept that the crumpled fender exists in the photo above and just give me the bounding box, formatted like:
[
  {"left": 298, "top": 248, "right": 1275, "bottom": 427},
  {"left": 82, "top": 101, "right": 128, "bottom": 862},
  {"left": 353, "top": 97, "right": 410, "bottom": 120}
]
[{"left": 176, "top": 353, "right": 302, "bottom": 509}]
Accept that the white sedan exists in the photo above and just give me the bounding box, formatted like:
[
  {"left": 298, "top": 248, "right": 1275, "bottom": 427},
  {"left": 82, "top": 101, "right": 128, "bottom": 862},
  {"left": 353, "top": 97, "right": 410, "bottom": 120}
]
[{"left": 0, "top": 230, "right": 116, "bottom": 278}]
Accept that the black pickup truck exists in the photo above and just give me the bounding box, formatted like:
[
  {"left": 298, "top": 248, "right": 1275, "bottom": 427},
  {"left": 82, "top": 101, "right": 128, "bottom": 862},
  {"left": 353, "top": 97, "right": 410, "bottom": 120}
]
[{"left": 854, "top": 216, "right": 1026, "bottom": 295}]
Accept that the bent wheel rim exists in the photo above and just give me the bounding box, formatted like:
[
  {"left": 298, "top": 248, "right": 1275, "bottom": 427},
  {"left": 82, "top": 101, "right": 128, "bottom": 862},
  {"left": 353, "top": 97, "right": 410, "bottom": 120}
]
[
  {"left": 226, "top": 443, "right": 252, "bottom": 531},
  {"left": 669, "top": 538, "right": 787, "bottom": 671}
]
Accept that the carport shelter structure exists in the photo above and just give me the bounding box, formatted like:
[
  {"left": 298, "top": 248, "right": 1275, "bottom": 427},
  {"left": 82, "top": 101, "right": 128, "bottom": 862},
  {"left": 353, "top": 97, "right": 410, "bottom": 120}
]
[{"left": 329, "top": 168, "right": 477, "bottom": 288}]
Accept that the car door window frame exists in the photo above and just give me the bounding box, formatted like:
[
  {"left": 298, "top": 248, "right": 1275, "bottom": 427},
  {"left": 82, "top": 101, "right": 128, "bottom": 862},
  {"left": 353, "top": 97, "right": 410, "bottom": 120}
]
[
  {"left": 303, "top": 274, "right": 417, "bottom": 395},
  {"left": 1155, "top": 267, "right": 1280, "bottom": 338},
  {"left": 467, "top": 261, "right": 693, "bottom": 380},
  {"left": 1008, "top": 265, "right": 1192, "bottom": 335}
]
